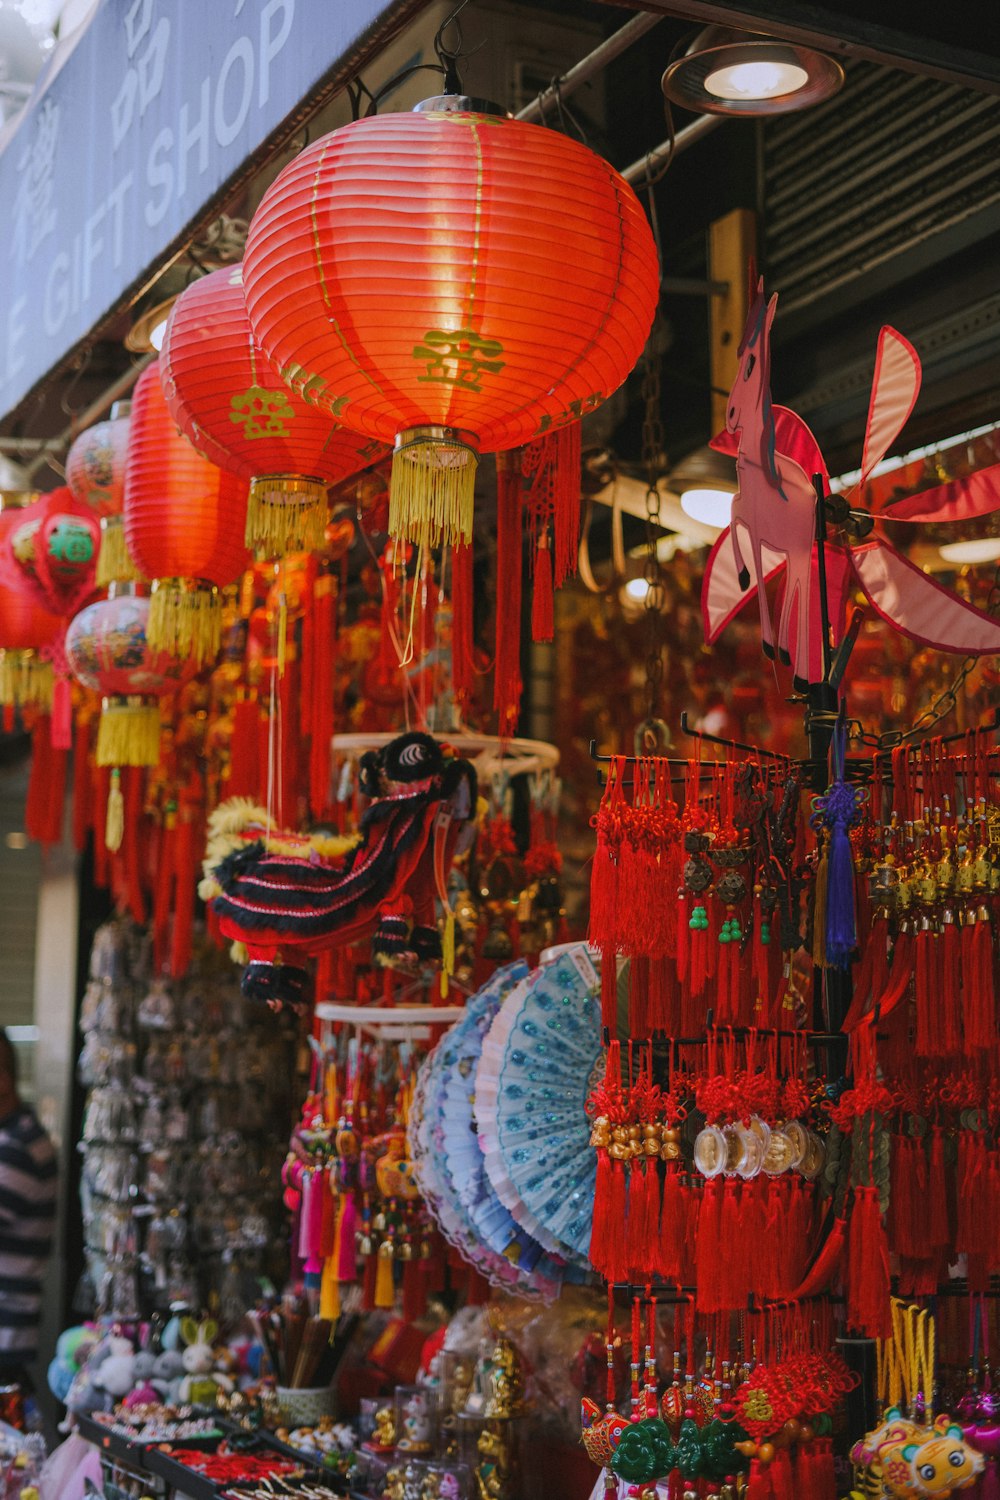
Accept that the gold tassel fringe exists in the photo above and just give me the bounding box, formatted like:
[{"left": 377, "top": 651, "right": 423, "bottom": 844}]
[
  {"left": 97, "top": 515, "right": 143, "bottom": 588},
  {"left": 148, "top": 580, "right": 221, "bottom": 667},
  {"left": 246, "top": 476, "right": 328, "bottom": 557},
  {"left": 389, "top": 435, "right": 477, "bottom": 547},
  {"left": 374, "top": 1243, "right": 396, "bottom": 1309},
  {"left": 0, "top": 650, "right": 53, "bottom": 710},
  {"left": 105, "top": 768, "right": 125, "bottom": 852},
  {"left": 96, "top": 697, "right": 161, "bottom": 768}
]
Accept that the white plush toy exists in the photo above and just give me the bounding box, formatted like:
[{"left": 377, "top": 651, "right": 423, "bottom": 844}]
[{"left": 178, "top": 1317, "right": 233, "bottom": 1405}]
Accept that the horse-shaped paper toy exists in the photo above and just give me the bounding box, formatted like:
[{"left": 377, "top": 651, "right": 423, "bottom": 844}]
[{"left": 703, "top": 277, "right": 1000, "bottom": 684}]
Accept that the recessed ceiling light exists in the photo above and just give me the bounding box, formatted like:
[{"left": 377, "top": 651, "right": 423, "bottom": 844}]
[{"left": 938, "top": 537, "right": 1000, "bottom": 565}]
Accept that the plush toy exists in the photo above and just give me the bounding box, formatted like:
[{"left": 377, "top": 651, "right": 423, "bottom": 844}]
[
  {"left": 122, "top": 1350, "right": 161, "bottom": 1407},
  {"left": 853, "top": 1409, "right": 984, "bottom": 1498},
  {"left": 178, "top": 1317, "right": 234, "bottom": 1406},
  {"left": 92, "top": 1335, "right": 137, "bottom": 1400},
  {"left": 201, "top": 731, "right": 478, "bottom": 1006}
]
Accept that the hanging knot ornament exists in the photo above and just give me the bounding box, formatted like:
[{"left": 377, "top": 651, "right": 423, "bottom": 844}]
[
  {"left": 242, "top": 99, "right": 660, "bottom": 548},
  {"left": 123, "top": 360, "right": 249, "bottom": 667},
  {"left": 160, "top": 265, "right": 389, "bottom": 558}
]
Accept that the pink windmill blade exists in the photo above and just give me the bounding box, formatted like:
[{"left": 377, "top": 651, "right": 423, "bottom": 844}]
[
  {"left": 721, "top": 282, "right": 821, "bottom": 690},
  {"left": 702, "top": 294, "right": 1000, "bottom": 673}
]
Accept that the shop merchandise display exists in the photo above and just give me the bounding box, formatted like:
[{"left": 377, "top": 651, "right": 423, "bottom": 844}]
[{"left": 76, "top": 918, "right": 295, "bottom": 1324}]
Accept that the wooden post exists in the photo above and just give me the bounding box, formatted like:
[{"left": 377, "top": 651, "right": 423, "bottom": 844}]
[{"left": 708, "top": 208, "right": 757, "bottom": 433}]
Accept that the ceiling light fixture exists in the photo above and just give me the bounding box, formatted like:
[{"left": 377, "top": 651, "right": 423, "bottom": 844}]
[
  {"left": 662, "top": 26, "right": 843, "bottom": 117},
  {"left": 671, "top": 444, "right": 738, "bottom": 530},
  {"left": 938, "top": 537, "right": 1000, "bottom": 565}
]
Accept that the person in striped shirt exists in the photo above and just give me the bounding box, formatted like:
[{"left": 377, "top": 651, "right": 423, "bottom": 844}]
[{"left": 0, "top": 1029, "right": 57, "bottom": 1387}]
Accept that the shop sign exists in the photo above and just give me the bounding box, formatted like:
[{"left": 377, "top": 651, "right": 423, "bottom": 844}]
[{"left": 0, "top": 0, "right": 401, "bottom": 421}]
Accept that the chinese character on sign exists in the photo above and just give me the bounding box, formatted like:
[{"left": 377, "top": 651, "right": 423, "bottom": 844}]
[
  {"left": 111, "top": 0, "right": 171, "bottom": 149},
  {"left": 229, "top": 386, "right": 296, "bottom": 440},
  {"left": 413, "top": 328, "right": 505, "bottom": 392},
  {"left": 11, "top": 98, "right": 60, "bottom": 271}
]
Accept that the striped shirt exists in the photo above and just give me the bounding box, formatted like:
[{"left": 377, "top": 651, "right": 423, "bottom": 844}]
[{"left": 0, "top": 1106, "right": 57, "bottom": 1367}]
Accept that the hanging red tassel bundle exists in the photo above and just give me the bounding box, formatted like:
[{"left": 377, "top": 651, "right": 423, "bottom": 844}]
[
  {"left": 588, "top": 1041, "right": 630, "bottom": 1281},
  {"left": 450, "top": 542, "right": 474, "bottom": 709},
  {"left": 926, "top": 1126, "right": 951, "bottom": 1255},
  {"left": 71, "top": 715, "right": 92, "bottom": 852},
  {"left": 695, "top": 1177, "right": 724, "bottom": 1312},
  {"left": 25, "top": 717, "right": 67, "bottom": 846},
  {"left": 309, "top": 574, "right": 337, "bottom": 817},
  {"left": 227, "top": 697, "right": 261, "bottom": 799},
  {"left": 121, "top": 765, "right": 146, "bottom": 925},
  {"left": 494, "top": 452, "right": 523, "bottom": 734},
  {"left": 657, "top": 1165, "right": 687, "bottom": 1283},
  {"left": 846, "top": 1185, "right": 891, "bottom": 1338},
  {"left": 530, "top": 529, "right": 554, "bottom": 642},
  {"left": 968, "top": 910, "right": 995, "bottom": 1051},
  {"left": 589, "top": 758, "right": 625, "bottom": 951}
]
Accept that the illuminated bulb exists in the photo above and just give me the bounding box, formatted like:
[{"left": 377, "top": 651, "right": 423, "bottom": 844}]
[
  {"left": 938, "top": 537, "right": 1000, "bottom": 565},
  {"left": 680, "top": 486, "right": 733, "bottom": 529},
  {"left": 704, "top": 59, "right": 809, "bottom": 100},
  {"left": 5, "top": 832, "right": 28, "bottom": 850},
  {"left": 624, "top": 577, "right": 650, "bottom": 601},
  {"left": 148, "top": 316, "right": 169, "bottom": 352}
]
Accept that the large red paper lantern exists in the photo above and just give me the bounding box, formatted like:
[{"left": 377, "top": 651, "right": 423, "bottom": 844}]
[
  {"left": 66, "top": 404, "right": 140, "bottom": 586},
  {"left": 66, "top": 592, "right": 195, "bottom": 766},
  {"left": 243, "top": 102, "right": 660, "bottom": 547},
  {"left": 123, "top": 360, "right": 250, "bottom": 665},
  {"left": 160, "top": 265, "right": 388, "bottom": 558}
]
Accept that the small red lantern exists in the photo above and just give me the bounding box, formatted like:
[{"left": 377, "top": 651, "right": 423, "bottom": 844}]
[
  {"left": 160, "top": 265, "right": 387, "bottom": 558},
  {"left": 66, "top": 403, "right": 141, "bottom": 586},
  {"left": 0, "top": 505, "right": 61, "bottom": 713},
  {"left": 66, "top": 592, "right": 195, "bottom": 767},
  {"left": 123, "top": 361, "right": 249, "bottom": 666},
  {"left": 0, "top": 488, "right": 100, "bottom": 744},
  {"left": 243, "top": 102, "right": 660, "bottom": 547}
]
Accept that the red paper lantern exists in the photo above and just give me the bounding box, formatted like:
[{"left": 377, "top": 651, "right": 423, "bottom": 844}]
[
  {"left": 0, "top": 506, "right": 61, "bottom": 713},
  {"left": 160, "top": 265, "right": 388, "bottom": 557},
  {"left": 123, "top": 360, "right": 250, "bottom": 665},
  {"left": 66, "top": 592, "right": 195, "bottom": 766},
  {"left": 66, "top": 405, "right": 140, "bottom": 586},
  {"left": 1, "top": 489, "right": 100, "bottom": 744},
  {"left": 243, "top": 103, "right": 660, "bottom": 547}
]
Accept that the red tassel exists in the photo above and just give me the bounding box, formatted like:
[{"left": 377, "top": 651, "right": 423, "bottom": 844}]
[
  {"left": 122, "top": 766, "right": 146, "bottom": 925},
  {"left": 629, "top": 956, "right": 650, "bottom": 1037},
  {"left": 337, "top": 1195, "right": 357, "bottom": 1281},
  {"left": 590, "top": 1150, "right": 613, "bottom": 1277},
  {"left": 494, "top": 452, "right": 523, "bottom": 734},
  {"left": 914, "top": 926, "right": 935, "bottom": 1055},
  {"left": 309, "top": 574, "right": 337, "bottom": 817},
  {"left": 361, "top": 1251, "right": 377, "bottom": 1311},
  {"left": 657, "top": 1166, "right": 686, "bottom": 1282},
  {"left": 747, "top": 1458, "right": 775, "bottom": 1500},
  {"left": 927, "top": 1127, "right": 950, "bottom": 1253},
  {"left": 605, "top": 1159, "right": 628, "bottom": 1283},
  {"left": 228, "top": 698, "right": 261, "bottom": 799},
  {"left": 939, "top": 917, "right": 961, "bottom": 1052},
  {"left": 402, "top": 1256, "right": 426, "bottom": 1321},
  {"left": 846, "top": 1185, "right": 891, "bottom": 1338},
  {"left": 552, "top": 421, "right": 582, "bottom": 587},
  {"left": 25, "top": 718, "right": 67, "bottom": 846},
  {"left": 530, "top": 533, "right": 554, "bottom": 642},
  {"left": 50, "top": 667, "right": 72, "bottom": 750},
  {"left": 628, "top": 1159, "right": 660, "bottom": 1278},
  {"left": 695, "top": 1177, "right": 724, "bottom": 1312},
  {"left": 789, "top": 1216, "right": 847, "bottom": 1300},
  {"left": 968, "top": 914, "right": 996, "bottom": 1051},
  {"left": 451, "top": 542, "right": 474, "bottom": 707}
]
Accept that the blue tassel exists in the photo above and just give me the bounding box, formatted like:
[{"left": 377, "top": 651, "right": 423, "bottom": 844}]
[{"left": 825, "top": 811, "right": 856, "bottom": 967}]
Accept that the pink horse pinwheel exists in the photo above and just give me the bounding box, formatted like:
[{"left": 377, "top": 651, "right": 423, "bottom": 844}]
[
  {"left": 702, "top": 277, "right": 1000, "bottom": 682},
  {"left": 725, "top": 281, "right": 819, "bottom": 689}
]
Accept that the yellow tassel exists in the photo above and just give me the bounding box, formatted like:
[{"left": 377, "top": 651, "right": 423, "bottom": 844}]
[
  {"left": 246, "top": 476, "right": 328, "bottom": 557},
  {"left": 148, "top": 579, "right": 222, "bottom": 667},
  {"left": 320, "top": 1252, "right": 341, "bottom": 1321},
  {"left": 389, "top": 431, "right": 477, "bottom": 548},
  {"left": 230, "top": 940, "right": 249, "bottom": 965},
  {"left": 96, "top": 697, "right": 160, "bottom": 767},
  {"left": 105, "top": 768, "right": 124, "bottom": 852},
  {"left": 440, "top": 910, "right": 455, "bottom": 1000},
  {"left": 374, "top": 1243, "right": 395, "bottom": 1309},
  {"left": 277, "top": 589, "right": 288, "bottom": 678},
  {"left": 0, "top": 650, "right": 53, "bottom": 711},
  {"left": 96, "top": 516, "right": 143, "bottom": 588}
]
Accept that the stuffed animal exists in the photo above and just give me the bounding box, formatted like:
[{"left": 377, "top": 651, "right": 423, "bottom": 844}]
[
  {"left": 92, "top": 1336, "right": 136, "bottom": 1400},
  {"left": 122, "top": 1350, "right": 161, "bottom": 1407},
  {"left": 152, "top": 1349, "right": 185, "bottom": 1403},
  {"left": 178, "top": 1317, "right": 233, "bottom": 1406},
  {"left": 853, "top": 1409, "right": 984, "bottom": 1498}
]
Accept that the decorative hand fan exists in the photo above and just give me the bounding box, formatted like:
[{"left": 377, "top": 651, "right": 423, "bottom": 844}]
[
  {"left": 409, "top": 964, "right": 562, "bottom": 1301},
  {"left": 475, "top": 942, "right": 601, "bottom": 1267}
]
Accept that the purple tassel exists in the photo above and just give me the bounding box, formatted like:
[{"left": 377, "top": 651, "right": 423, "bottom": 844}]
[{"left": 810, "top": 720, "right": 861, "bottom": 970}]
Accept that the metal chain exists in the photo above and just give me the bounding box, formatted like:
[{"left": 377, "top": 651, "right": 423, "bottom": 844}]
[{"left": 640, "top": 328, "right": 666, "bottom": 727}]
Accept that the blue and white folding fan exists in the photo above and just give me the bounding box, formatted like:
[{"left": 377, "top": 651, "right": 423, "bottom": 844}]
[{"left": 475, "top": 942, "right": 601, "bottom": 1267}]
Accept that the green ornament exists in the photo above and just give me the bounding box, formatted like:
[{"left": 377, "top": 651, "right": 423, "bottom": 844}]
[
  {"left": 760, "top": 923, "right": 770, "bottom": 945},
  {"left": 674, "top": 1418, "right": 705, "bottom": 1480},
  {"left": 700, "top": 1419, "right": 750, "bottom": 1480},
  {"left": 610, "top": 1418, "right": 675, "bottom": 1483}
]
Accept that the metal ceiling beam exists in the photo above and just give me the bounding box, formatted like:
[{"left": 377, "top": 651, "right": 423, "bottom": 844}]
[
  {"left": 516, "top": 11, "right": 664, "bottom": 123},
  {"left": 593, "top": 2, "right": 1000, "bottom": 94}
]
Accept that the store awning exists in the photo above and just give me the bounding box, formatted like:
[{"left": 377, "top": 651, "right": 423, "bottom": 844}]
[{"left": 0, "top": 0, "right": 427, "bottom": 428}]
